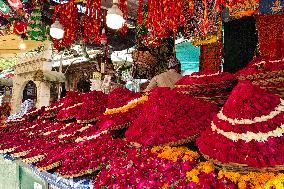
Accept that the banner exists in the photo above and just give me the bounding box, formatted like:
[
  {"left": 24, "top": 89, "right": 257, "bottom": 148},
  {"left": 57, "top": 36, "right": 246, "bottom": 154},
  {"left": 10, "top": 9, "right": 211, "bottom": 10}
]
[
  {"left": 260, "top": 0, "right": 284, "bottom": 14},
  {"left": 7, "top": 0, "right": 23, "bottom": 10},
  {"left": 0, "top": 0, "right": 11, "bottom": 15}
]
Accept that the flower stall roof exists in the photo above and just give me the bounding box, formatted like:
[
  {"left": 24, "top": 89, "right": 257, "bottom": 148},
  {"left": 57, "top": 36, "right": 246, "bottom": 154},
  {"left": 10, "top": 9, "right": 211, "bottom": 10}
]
[{"left": 0, "top": 34, "right": 46, "bottom": 57}]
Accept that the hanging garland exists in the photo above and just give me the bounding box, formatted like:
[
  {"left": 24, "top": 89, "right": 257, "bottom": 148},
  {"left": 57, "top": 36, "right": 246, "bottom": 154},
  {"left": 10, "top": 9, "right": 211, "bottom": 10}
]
[
  {"left": 26, "top": 7, "right": 47, "bottom": 41},
  {"left": 52, "top": 0, "right": 79, "bottom": 50},
  {"left": 83, "top": 0, "right": 101, "bottom": 44},
  {"left": 118, "top": 0, "right": 128, "bottom": 34},
  {"left": 137, "top": 0, "right": 143, "bottom": 25},
  {"left": 146, "top": 0, "right": 188, "bottom": 43}
]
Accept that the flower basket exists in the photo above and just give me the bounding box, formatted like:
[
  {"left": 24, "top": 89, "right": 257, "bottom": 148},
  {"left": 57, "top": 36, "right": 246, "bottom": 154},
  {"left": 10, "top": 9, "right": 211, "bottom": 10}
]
[
  {"left": 22, "top": 154, "right": 46, "bottom": 164},
  {"left": 175, "top": 72, "right": 237, "bottom": 106},
  {"left": 162, "top": 134, "right": 199, "bottom": 147},
  {"left": 132, "top": 50, "right": 158, "bottom": 68},
  {"left": 11, "top": 150, "right": 31, "bottom": 158},
  {"left": 0, "top": 146, "right": 17, "bottom": 154},
  {"left": 237, "top": 58, "right": 284, "bottom": 97},
  {"left": 77, "top": 117, "right": 98, "bottom": 124},
  {"left": 37, "top": 160, "right": 62, "bottom": 172},
  {"left": 197, "top": 81, "right": 284, "bottom": 169},
  {"left": 59, "top": 167, "right": 101, "bottom": 178},
  {"left": 203, "top": 154, "right": 284, "bottom": 173}
]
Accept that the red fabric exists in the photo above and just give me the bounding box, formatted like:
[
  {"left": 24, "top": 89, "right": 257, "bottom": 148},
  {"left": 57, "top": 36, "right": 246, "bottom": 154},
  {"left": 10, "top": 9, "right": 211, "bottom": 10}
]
[{"left": 256, "top": 14, "right": 284, "bottom": 58}]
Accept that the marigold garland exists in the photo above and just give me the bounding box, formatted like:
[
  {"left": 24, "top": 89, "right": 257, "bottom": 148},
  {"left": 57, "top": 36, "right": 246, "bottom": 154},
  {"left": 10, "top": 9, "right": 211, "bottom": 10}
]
[{"left": 104, "top": 96, "right": 148, "bottom": 115}]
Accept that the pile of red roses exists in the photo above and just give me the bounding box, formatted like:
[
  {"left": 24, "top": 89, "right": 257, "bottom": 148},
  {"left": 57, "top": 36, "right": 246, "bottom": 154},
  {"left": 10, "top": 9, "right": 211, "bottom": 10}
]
[
  {"left": 24, "top": 106, "right": 45, "bottom": 122},
  {"left": 107, "top": 87, "right": 141, "bottom": 109},
  {"left": 175, "top": 71, "right": 237, "bottom": 96},
  {"left": 76, "top": 90, "right": 108, "bottom": 123},
  {"left": 56, "top": 92, "right": 84, "bottom": 121},
  {"left": 93, "top": 147, "right": 196, "bottom": 188},
  {"left": 197, "top": 81, "right": 284, "bottom": 168},
  {"left": 56, "top": 134, "right": 128, "bottom": 178},
  {"left": 126, "top": 88, "right": 219, "bottom": 146}
]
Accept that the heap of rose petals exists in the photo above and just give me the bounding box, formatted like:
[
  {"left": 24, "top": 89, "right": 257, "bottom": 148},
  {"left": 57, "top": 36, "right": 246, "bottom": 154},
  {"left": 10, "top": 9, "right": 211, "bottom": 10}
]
[
  {"left": 56, "top": 134, "right": 128, "bottom": 178},
  {"left": 107, "top": 87, "right": 141, "bottom": 109},
  {"left": 76, "top": 90, "right": 108, "bottom": 123},
  {"left": 175, "top": 71, "right": 237, "bottom": 97},
  {"left": 126, "top": 87, "right": 219, "bottom": 146},
  {"left": 93, "top": 146, "right": 196, "bottom": 188},
  {"left": 197, "top": 81, "right": 284, "bottom": 168}
]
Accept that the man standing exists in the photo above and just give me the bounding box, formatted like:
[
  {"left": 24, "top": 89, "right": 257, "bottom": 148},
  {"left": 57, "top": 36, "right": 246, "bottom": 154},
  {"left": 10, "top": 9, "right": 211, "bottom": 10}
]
[{"left": 145, "top": 56, "right": 182, "bottom": 92}]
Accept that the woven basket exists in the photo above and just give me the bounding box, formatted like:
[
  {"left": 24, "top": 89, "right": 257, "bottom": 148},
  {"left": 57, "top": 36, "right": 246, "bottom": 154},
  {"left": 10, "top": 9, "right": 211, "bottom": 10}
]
[
  {"left": 60, "top": 166, "right": 101, "bottom": 178},
  {"left": 162, "top": 134, "right": 199, "bottom": 147},
  {"left": 22, "top": 154, "right": 46, "bottom": 164},
  {"left": 77, "top": 117, "right": 97, "bottom": 124},
  {"left": 196, "top": 95, "right": 229, "bottom": 107},
  {"left": 238, "top": 70, "right": 284, "bottom": 97},
  {"left": 132, "top": 50, "right": 158, "bottom": 68},
  {"left": 203, "top": 154, "right": 284, "bottom": 173},
  {"left": 37, "top": 160, "right": 62, "bottom": 172},
  {"left": 108, "top": 122, "right": 132, "bottom": 131},
  {"left": 12, "top": 150, "right": 31, "bottom": 158},
  {"left": 0, "top": 146, "right": 17, "bottom": 154}
]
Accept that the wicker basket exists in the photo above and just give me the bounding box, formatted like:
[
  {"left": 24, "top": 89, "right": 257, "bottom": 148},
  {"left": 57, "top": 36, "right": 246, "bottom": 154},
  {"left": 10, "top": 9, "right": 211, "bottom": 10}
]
[
  {"left": 196, "top": 95, "right": 229, "bottom": 107},
  {"left": 22, "top": 154, "right": 46, "bottom": 164},
  {"left": 203, "top": 154, "right": 284, "bottom": 173},
  {"left": 238, "top": 70, "right": 284, "bottom": 98},
  {"left": 162, "top": 134, "right": 199, "bottom": 147},
  {"left": 60, "top": 166, "right": 101, "bottom": 178},
  {"left": 37, "top": 160, "right": 62, "bottom": 172}
]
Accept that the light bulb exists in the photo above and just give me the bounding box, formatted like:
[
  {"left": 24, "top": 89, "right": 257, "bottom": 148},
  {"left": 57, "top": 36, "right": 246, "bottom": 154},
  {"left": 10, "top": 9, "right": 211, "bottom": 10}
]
[
  {"left": 50, "top": 19, "right": 64, "bottom": 39},
  {"left": 19, "top": 42, "right": 26, "bottom": 50},
  {"left": 106, "top": 1, "right": 125, "bottom": 30}
]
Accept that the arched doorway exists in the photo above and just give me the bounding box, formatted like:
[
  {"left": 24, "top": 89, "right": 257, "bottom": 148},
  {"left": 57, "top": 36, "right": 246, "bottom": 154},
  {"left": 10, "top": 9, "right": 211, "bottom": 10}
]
[{"left": 22, "top": 81, "right": 37, "bottom": 103}]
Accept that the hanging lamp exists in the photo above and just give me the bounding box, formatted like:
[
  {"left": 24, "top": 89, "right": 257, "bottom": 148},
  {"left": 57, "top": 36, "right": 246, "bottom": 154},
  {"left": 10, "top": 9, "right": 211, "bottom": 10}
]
[{"left": 106, "top": 0, "right": 125, "bottom": 29}]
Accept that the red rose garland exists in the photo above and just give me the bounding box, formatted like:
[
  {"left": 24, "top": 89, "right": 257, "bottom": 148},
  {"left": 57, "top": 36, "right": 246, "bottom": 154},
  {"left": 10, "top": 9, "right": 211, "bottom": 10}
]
[
  {"left": 118, "top": 0, "right": 128, "bottom": 34},
  {"left": 52, "top": 0, "right": 79, "bottom": 50},
  {"left": 83, "top": 0, "right": 101, "bottom": 43},
  {"left": 137, "top": 0, "right": 143, "bottom": 25}
]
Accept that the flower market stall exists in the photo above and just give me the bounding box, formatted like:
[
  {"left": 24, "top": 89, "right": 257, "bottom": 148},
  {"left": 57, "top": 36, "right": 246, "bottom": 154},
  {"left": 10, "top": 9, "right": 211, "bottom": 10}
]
[{"left": 0, "top": 0, "right": 283, "bottom": 188}]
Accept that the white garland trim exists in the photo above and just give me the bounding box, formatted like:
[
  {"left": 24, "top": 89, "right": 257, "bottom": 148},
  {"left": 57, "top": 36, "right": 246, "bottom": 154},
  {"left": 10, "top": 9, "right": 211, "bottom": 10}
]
[
  {"left": 211, "top": 121, "right": 284, "bottom": 142},
  {"left": 217, "top": 99, "right": 284, "bottom": 125}
]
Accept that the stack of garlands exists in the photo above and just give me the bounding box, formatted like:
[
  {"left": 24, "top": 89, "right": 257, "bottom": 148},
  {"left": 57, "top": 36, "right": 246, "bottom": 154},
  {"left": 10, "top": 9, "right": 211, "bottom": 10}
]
[
  {"left": 237, "top": 57, "right": 284, "bottom": 97},
  {"left": 96, "top": 88, "right": 144, "bottom": 131},
  {"left": 56, "top": 91, "right": 83, "bottom": 121},
  {"left": 126, "top": 87, "right": 219, "bottom": 146},
  {"left": 76, "top": 91, "right": 108, "bottom": 123},
  {"left": 175, "top": 71, "right": 237, "bottom": 98},
  {"left": 197, "top": 81, "right": 284, "bottom": 168}
]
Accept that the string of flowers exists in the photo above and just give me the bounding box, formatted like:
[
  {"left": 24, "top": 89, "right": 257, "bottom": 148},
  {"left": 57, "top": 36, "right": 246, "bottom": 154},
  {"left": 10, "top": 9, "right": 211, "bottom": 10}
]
[
  {"left": 83, "top": 0, "right": 101, "bottom": 43},
  {"left": 104, "top": 95, "right": 148, "bottom": 115},
  {"left": 118, "top": 0, "right": 128, "bottom": 34}
]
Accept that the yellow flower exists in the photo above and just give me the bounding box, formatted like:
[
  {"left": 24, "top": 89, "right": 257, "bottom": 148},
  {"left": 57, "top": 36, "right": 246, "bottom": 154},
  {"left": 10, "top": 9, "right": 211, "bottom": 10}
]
[
  {"left": 151, "top": 146, "right": 199, "bottom": 162},
  {"left": 197, "top": 162, "right": 214, "bottom": 174}
]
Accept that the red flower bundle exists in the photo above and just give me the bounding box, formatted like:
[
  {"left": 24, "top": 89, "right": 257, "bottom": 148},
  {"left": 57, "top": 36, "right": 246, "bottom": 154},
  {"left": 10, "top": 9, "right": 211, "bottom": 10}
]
[
  {"left": 56, "top": 134, "right": 128, "bottom": 178},
  {"left": 56, "top": 92, "right": 84, "bottom": 121},
  {"left": 93, "top": 147, "right": 195, "bottom": 188},
  {"left": 175, "top": 71, "right": 237, "bottom": 105},
  {"left": 107, "top": 88, "right": 141, "bottom": 109},
  {"left": 197, "top": 81, "right": 284, "bottom": 168},
  {"left": 125, "top": 87, "right": 219, "bottom": 146},
  {"left": 76, "top": 91, "right": 108, "bottom": 123},
  {"left": 237, "top": 57, "right": 284, "bottom": 97}
]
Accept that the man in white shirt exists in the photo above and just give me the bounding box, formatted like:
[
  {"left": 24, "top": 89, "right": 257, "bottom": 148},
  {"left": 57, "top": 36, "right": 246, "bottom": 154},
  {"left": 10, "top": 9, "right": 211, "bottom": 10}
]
[{"left": 145, "top": 56, "right": 182, "bottom": 92}]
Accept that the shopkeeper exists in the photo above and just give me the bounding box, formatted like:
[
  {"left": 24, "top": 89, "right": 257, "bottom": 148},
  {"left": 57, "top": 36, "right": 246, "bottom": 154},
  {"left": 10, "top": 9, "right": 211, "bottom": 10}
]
[{"left": 144, "top": 56, "right": 182, "bottom": 91}]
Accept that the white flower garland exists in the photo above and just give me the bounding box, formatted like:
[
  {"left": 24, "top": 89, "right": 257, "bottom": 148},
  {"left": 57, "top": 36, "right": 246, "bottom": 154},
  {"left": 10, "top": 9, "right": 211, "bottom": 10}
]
[
  {"left": 211, "top": 121, "right": 284, "bottom": 142},
  {"left": 217, "top": 99, "right": 284, "bottom": 125}
]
